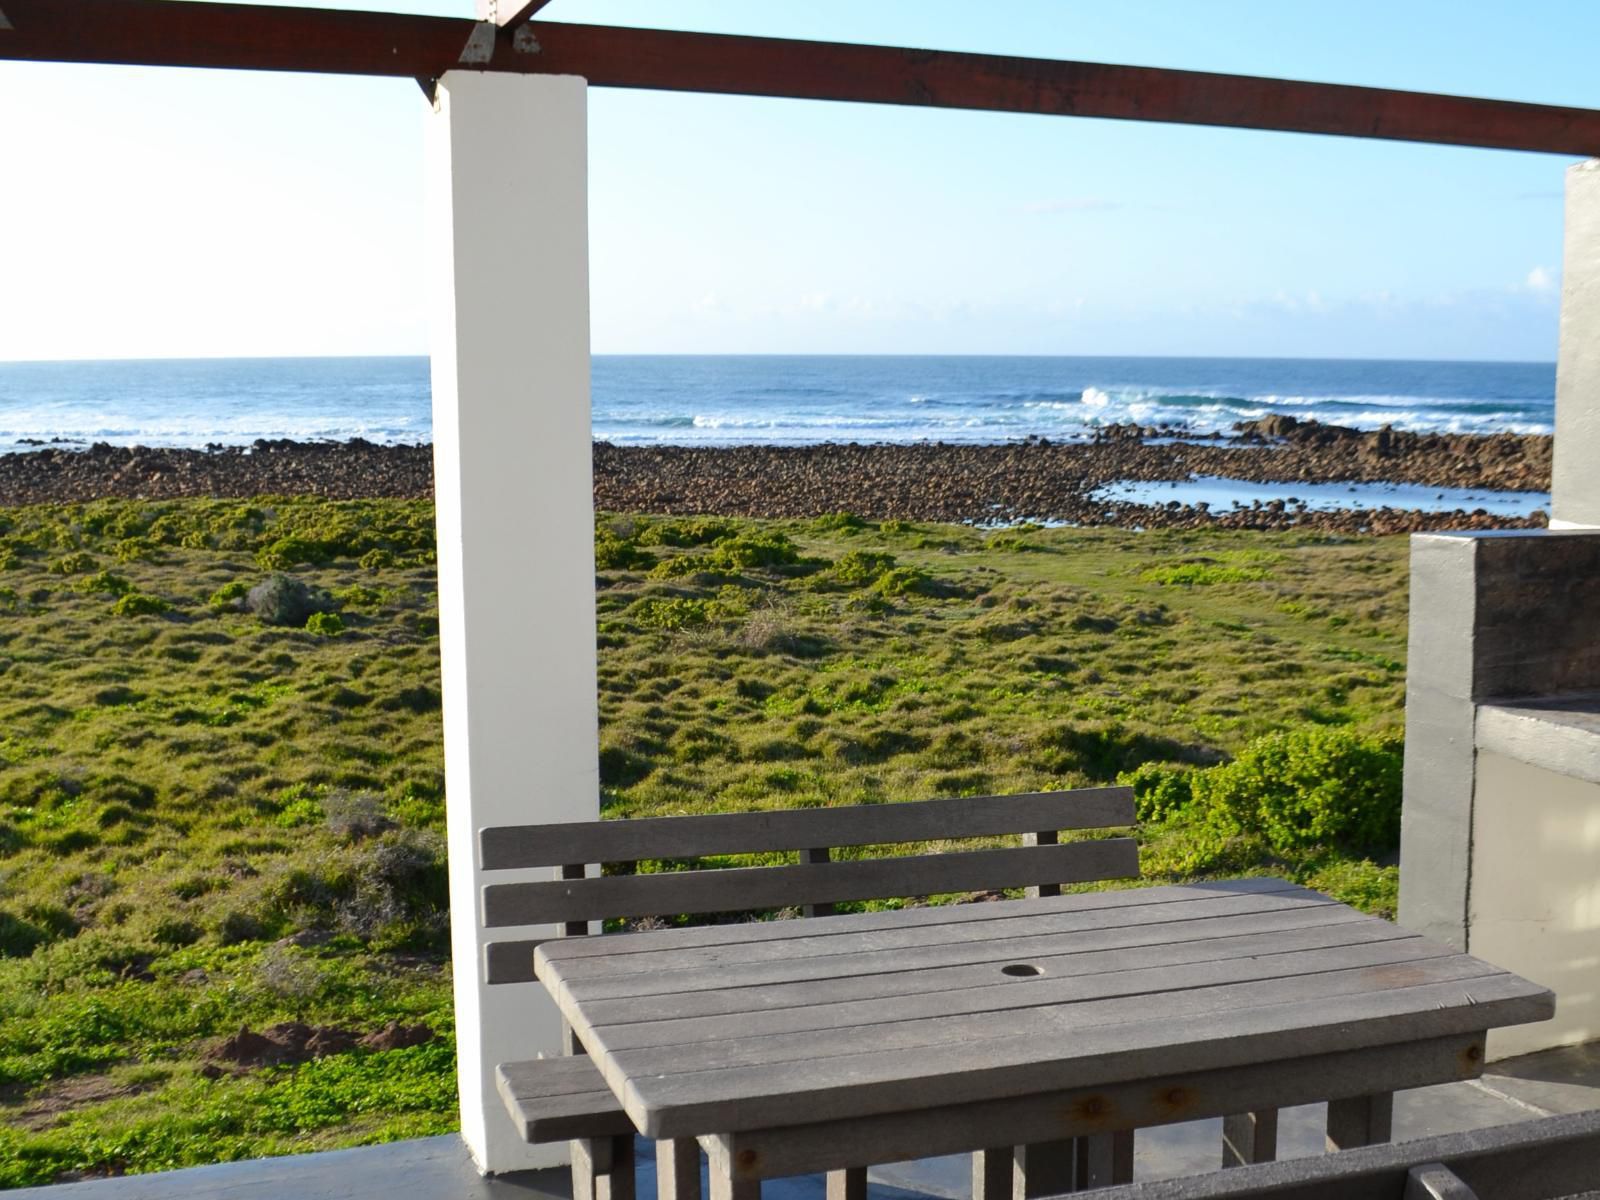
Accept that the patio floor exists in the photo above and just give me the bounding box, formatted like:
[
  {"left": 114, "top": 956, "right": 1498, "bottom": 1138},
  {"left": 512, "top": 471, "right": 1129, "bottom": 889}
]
[{"left": 12, "top": 1040, "right": 1600, "bottom": 1200}]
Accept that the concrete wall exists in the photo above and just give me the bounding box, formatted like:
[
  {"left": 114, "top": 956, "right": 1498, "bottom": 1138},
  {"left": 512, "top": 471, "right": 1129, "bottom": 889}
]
[
  {"left": 1401, "top": 529, "right": 1600, "bottom": 1058},
  {"left": 426, "top": 71, "right": 597, "bottom": 1173},
  {"left": 1399, "top": 530, "right": 1600, "bottom": 948},
  {"left": 1469, "top": 750, "right": 1600, "bottom": 1059},
  {"left": 1554, "top": 159, "right": 1600, "bottom": 530}
]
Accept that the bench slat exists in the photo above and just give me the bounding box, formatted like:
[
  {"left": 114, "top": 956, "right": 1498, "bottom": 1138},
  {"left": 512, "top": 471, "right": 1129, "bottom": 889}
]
[
  {"left": 1089, "top": 1110, "right": 1600, "bottom": 1200},
  {"left": 484, "top": 838, "right": 1139, "bottom": 928},
  {"left": 480, "top": 788, "right": 1133, "bottom": 869},
  {"left": 496, "top": 1059, "right": 633, "bottom": 1143}
]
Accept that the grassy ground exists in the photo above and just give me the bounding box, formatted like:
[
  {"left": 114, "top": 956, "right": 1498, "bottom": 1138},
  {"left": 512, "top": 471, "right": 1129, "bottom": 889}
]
[{"left": 0, "top": 499, "right": 1410, "bottom": 1186}]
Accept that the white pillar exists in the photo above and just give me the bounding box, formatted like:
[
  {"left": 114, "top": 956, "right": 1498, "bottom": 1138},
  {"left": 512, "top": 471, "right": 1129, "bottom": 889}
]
[
  {"left": 425, "top": 70, "right": 597, "bottom": 1174},
  {"left": 1552, "top": 159, "right": 1600, "bottom": 529}
]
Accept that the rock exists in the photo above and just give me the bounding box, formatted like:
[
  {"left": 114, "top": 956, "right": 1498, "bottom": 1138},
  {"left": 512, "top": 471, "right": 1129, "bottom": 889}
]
[{"left": 246, "top": 574, "right": 334, "bottom": 627}]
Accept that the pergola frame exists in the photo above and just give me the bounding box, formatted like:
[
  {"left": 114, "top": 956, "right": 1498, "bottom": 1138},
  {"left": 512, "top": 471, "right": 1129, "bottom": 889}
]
[
  {"left": 6, "top": 0, "right": 1600, "bottom": 154},
  {"left": 8, "top": 0, "right": 1600, "bottom": 1177}
]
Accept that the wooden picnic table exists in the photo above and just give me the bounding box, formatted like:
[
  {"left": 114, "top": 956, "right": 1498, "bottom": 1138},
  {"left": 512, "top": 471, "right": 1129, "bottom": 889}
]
[{"left": 531, "top": 878, "right": 1553, "bottom": 1198}]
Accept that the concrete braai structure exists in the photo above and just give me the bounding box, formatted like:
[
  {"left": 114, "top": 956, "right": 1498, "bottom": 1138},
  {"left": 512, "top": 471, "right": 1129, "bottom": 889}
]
[{"left": 6, "top": 0, "right": 1600, "bottom": 1174}]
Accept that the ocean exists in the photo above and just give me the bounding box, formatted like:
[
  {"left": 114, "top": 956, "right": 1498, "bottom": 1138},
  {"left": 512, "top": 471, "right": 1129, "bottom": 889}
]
[{"left": 0, "top": 355, "right": 1556, "bottom": 453}]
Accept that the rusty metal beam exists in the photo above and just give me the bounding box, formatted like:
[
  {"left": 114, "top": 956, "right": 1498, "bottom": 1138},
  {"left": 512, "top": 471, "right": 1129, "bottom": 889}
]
[{"left": 3, "top": 0, "right": 1600, "bottom": 156}]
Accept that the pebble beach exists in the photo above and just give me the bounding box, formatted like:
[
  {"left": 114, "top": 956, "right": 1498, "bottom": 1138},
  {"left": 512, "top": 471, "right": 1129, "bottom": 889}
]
[{"left": 0, "top": 417, "right": 1551, "bottom": 535}]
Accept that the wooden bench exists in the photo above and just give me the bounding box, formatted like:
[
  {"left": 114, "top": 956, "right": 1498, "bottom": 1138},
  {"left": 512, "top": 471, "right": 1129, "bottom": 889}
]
[
  {"left": 479, "top": 787, "right": 1139, "bottom": 1200},
  {"left": 1086, "top": 1110, "right": 1600, "bottom": 1200}
]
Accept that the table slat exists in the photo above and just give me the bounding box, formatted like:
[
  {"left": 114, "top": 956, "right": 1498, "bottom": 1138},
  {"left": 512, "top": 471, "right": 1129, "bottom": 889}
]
[
  {"left": 586, "top": 933, "right": 1448, "bottom": 1053},
  {"left": 534, "top": 877, "right": 1303, "bottom": 963},
  {"left": 566, "top": 913, "right": 1406, "bottom": 1030},
  {"left": 618, "top": 972, "right": 1551, "bottom": 1137}
]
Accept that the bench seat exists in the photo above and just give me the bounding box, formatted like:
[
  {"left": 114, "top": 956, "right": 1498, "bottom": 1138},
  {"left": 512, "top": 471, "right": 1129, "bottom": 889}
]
[{"left": 497, "top": 1056, "right": 635, "bottom": 1143}]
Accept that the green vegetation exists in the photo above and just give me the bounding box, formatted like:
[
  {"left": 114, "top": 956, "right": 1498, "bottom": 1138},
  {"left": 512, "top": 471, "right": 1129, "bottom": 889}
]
[{"left": 0, "top": 499, "right": 1412, "bottom": 1185}]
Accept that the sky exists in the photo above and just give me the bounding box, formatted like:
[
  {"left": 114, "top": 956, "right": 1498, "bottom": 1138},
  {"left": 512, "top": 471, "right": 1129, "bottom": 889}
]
[{"left": 1, "top": 0, "right": 1595, "bottom": 362}]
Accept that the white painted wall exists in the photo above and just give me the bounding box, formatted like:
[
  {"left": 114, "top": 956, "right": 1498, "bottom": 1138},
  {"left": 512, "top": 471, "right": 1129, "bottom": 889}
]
[
  {"left": 1554, "top": 159, "right": 1600, "bottom": 530},
  {"left": 425, "top": 70, "right": 596, "bottom": 1173},
  {"left": 1470, "top": 749, "right": 1600, "bottom": 1060}
]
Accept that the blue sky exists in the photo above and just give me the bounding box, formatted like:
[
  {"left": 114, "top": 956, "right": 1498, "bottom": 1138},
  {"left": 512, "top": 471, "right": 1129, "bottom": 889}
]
[{"left": 1, "top": 0, "right": 1592, "bottom": 362}]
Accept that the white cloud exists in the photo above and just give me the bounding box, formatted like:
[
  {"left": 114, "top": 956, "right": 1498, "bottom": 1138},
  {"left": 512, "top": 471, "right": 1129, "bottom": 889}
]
[{"left": 1524, "top": 265, "right": 1557, "bottom": 293}]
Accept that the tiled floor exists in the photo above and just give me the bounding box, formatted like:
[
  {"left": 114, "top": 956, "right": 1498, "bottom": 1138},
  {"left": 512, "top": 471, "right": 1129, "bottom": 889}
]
[{"left": 13, "top": 1041, "right": 1600, "bottom": 1200}]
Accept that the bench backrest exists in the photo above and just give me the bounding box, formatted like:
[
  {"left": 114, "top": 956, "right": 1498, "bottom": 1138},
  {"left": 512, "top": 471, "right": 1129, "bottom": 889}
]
[
  {"left": 478, "top": 786, "right": 1136, "bottom": 984},
  {"left": 1087, "top": 1110, "right": 1600, "bottom": 1200}
]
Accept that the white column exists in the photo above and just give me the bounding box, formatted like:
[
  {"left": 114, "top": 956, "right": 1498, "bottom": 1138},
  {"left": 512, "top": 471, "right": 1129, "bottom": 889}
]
[
  {"left": 425, "top": 70, "right": 597, "bottom": 1174},
  {"left": 1552, "top": 159, "right": 1600, "bottom": 529}
]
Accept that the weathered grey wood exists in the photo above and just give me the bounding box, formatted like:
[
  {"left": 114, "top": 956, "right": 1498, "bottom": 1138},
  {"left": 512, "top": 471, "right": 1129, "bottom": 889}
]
[
  {"left": 1081, "top": 1131, "right": 1134, "bottom": 1188},
  {"left": 572, "top": 1136, "right": 621, "bottom": 1200},
  {"left": 495, "top": 882, "right": 1309, "bottom": 984},
  {"left": 1326, "top": 1092, "right": 1395, "bottom": 1150},
  {"left": 700, "top": 1033, "right": 1485, "bottom": 1180},
  {"left": 486, "top": 938, "right": 546, "bottom": 985},
  {"left": 1406, "top": 1164, "right": 1479, "bottom": 1200},
  {"left": 495, "top": 1060, "right": 633, "bottom": 1143},
  {"left": 619, "top": 970, "right": 1543, "bottom": 1139},
  {"left": 1086, "top": 1111, "right": 1600, "bottom": 1200},
  {"left": 536, "top": 878, "right": 1304, "bottom": 964},
  {"left": 1025, "top": 830, "right": 1061, "bottom": 899},
  {"left": 800, "top": 848, "right": 834, "bottom": 918},
  {"left": 1222, "top": 1109, "right": 1279, "bottom": 1167},
  {"left": 576, "top": 934, "right": 1444, "bottom": 1056},
  {"left": 657, "top": 1138, "right": 702, "bottom": 1200},
  {"left": 708, "top": 1169, "right": 759, "bottom": 1200},
  {"left": 598, "top": 956, "right": 1506, "bottom": 1097},
  {"left": 974, "top": 1147, "right": 1014, "bottom": 1200},
  {"left": 547, "top": 891, "right": 1353, "bottom": 999},
  {"left": 562, "top": 863, "right": 589, "bottom": 937},
  {"left": 824, "top": 1167, "right": 866, "bottom": 1200},
  {"left": 572, "top": 912, "right": 1396, "bottom": 1036},
  {"left": 488, "top": 839, "right": 1139, "bottom": 926},
  {"left": 1016, "top": 1139, "right": 1079, "bottom": 1197},
  {"left": 603, "top": 1135, "right": 635, "bottom": 1200},
  {"left": 480, "top": 788, "right": 1134, "bottom": 868}
]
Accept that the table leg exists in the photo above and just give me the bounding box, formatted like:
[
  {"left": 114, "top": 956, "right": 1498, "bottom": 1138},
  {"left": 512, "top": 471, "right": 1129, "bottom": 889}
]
[
  {"left": 1326, "top": 1093, "right": 1394, "bottom": 1151},
  {"left": 1014, "top": 1139, "right": 1079, "bottom": 1196},
  {"left": 973, "top": 1147, "right": 1014, "bottom": 1200},
  {"left": 709, "top": 1164, "right": 760, "bottom": 1200},
  {"left": 1080, "top": 1132, "right": 1134, "bottom": 1188},
  {"left": 657, "top": 1138, "right": 701, "bottom": 1200},
  {"left": 1221, "top": 1110, "right": 1279, "bottom": 1167},
  {"left": 826, "top": 1167, "right": 867, "bottom": 1200},
  {"left": 572, "top": 1136, "right": 634, "bottom": 1200}
]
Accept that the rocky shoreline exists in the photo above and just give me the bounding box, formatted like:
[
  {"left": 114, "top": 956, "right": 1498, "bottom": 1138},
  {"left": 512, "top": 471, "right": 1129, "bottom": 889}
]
[{"left": 0, "top": 419, "right": 1551, "bottom": 534}]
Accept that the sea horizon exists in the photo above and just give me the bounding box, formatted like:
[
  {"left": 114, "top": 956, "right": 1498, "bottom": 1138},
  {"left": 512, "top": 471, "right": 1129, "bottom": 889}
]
[{"left": 0, "top": 353, "right": 1559, "bottom": 454}]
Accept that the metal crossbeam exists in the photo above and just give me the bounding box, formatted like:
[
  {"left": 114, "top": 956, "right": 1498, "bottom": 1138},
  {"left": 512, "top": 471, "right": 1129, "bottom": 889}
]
[{"left": 3, "top": 0, "right": 1600, "bottom": 155}]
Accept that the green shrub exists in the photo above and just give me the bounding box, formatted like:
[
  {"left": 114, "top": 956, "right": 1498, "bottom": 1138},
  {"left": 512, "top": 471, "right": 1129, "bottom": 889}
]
[
  {"left": 76, "top": 570, "right": 133, "bottom": 596},
  {"left": 1193, "top": 726, "right": 1402, "bottom": 853},
  {"left": 873, "top": 566, "right": 936, "bottom": 597},
  {"left": 594, "top": 533, "right": 656, "bottom": 572},
  {"left": 631, "top": 597, "right": 711, "bottom": 629},
  {"left": 812, "top": 512, "right": 871, "bottom": 534},
  {"left": 832, "top": 550, "right": 897, "bottom": 586},
  {"left": 1304, "top": 858, "right": 1399, "bottom": 918},
  {"left": 112, "top": 592, "right": 170, "bottom": 617},
  {"left": 49, "top": 552, "right": 98, "bottom": 575},
  {"left": 1141, "top": 562, "right": 1272, "bottom": 586},
  {"left": 359, "top": 548, "right": 398, "bottom": 570},
  {"left": 305, "top": 611, "right": 345, "bottom": 637},
  {"left": 258, "top": 535, "right": 335, "bottom": 570},
  {"left": 208, "top": 580, "right": 251, "bottom": 610},
  {"left": 1117, "top": 761, "right": 1195, "bottom": 824},
  {"left": 637, "top": 518, "right": 736, "bottom": 548},
  {"left": 112, "top": 537, "right": 160, "bottom": 563},
  {"left": 708, "top": 533, "right": 801, "bottom": 570}
]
